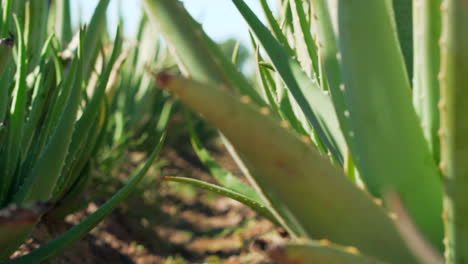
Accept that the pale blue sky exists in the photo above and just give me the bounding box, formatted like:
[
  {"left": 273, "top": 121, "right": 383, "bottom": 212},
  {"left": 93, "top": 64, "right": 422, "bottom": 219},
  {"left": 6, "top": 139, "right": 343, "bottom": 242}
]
[{"left": 75, "top": 0, "right": 275, "bottom": 43}]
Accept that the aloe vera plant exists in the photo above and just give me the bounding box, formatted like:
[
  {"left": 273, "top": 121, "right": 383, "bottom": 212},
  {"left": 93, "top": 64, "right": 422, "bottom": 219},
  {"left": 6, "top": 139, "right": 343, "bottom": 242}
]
[
  {"left": 145, "top": 0, "right": 467, "bottom": 263},
  {"left": 0, "top": 1, "right": 171, "bottom": 261}
]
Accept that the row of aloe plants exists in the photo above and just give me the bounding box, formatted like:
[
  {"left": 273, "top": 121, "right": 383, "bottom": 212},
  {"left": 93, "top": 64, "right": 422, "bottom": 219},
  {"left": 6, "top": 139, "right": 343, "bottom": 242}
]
[
  {"left": 0, "top": 0, "right": 172, "bottom": 262},
  {"left": 144, "top": 0, "right": 467, "bottom": 263}
]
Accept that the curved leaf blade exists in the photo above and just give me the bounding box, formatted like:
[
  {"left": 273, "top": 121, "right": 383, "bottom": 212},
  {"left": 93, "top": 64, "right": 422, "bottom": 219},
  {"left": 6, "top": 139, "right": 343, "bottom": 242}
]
[{"left": 155, "top": 73, "right": 417, "bottom": 263}]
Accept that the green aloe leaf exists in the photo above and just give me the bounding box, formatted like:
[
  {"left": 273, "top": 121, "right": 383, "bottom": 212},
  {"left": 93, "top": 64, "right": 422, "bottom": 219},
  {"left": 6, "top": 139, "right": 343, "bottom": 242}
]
[
  {"left": 21, "top": 35, "right": 56, "bottom": 157},
  {"left": 308, "top": 0, "right": 355, "bottom": 165},
  {"left": 412, "top": 0, "right": 441, "bottom": 161},
  {"left": 163, "top": 176, "right": 277, "bottom": 225},
  {"left": 439, "top": 0, "right": 468, "bottom": 262},
  {"left": 258, "top": 0, "right": 293, "bottom": 55},
  {"left": 51, "top": 0, "right": 73, "bottom": 46},
  {"left": 392, "top": 0, "right": 413, "bottom": 78},
  {"left": 9, "top": 133, "right": 167, "bottom": 264},
  {"left": 25, "top": 0, "right": 49, "bottom": 66},
  {"left": 1, "top": 0, "right": 13, "bottom": 37},
  {"left": 155, "top": 73, "right": 417, "bottom": 263},
  {"left": 337, "top": 0, "right": 443, "bottom": 247},
  {"left": 83, "top": 0, "right": 110, "bottom": 80}
]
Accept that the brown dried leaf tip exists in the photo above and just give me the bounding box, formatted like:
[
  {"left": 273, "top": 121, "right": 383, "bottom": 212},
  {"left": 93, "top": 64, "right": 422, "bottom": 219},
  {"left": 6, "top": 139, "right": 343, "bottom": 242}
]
[
  {"left": 156, "top": 71, "right": 174, "bottom": 88},
  {"left": 267, "top": 244, "right": 302, "bottom": 264},
  {"left": 0, "top": 202, "right": 51, "bottom": 226}
]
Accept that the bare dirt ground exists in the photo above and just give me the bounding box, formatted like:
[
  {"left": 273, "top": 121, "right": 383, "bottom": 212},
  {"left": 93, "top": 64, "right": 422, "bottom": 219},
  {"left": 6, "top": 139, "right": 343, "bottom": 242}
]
[{"left": 12, "top": 147, "right": 286, "bottom": 264}]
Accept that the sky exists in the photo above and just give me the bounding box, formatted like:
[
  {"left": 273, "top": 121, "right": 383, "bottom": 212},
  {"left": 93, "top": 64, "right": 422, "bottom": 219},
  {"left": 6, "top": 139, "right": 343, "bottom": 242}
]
[{"left": 75, "top": 0, "right": 275, "bottom": 44}]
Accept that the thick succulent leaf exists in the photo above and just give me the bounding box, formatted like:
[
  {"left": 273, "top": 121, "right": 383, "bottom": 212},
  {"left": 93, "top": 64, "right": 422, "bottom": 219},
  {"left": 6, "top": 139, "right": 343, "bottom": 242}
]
[
  {"left": 267, "top": 240, "right": 389, "bottom": 264},
  {"left": 9, "top": 133, "right": 167, "bottom": 264},
  {"left": 25, "top": 0, "right": 49, "bottom": 66},
  {"left": 337, "top": 0, "right": 443, "bottom": 247},
  {"left": 155, "top": 73, "right": 417, "bottom": 263},
  {"left": 439, "top": 0, "right": 468, "bottom": 262},
  {"left": 308, "top": 0, "right": 356, "bottom": 164},
  {"left": 163, "top": 176, "right": 277, "bottom": 225},
  {"left": 21, "top": 35, "right": 57, "bottom": 159},
  {"left": 1, "top": 0, "right": 13, "bottom": 37},
  {"left": 51, "top": 0, "right": 73, "bottom": 46},
  {"left": 412, "top": 0, "right": 441, "bottom": 161},
  {"left": 258, "top": 0, "right": 293, "bottom": 55},
  {"left": 82, "top": 0, "right": 110, "bottom": 79},
  {"left": 392, "top": 0, "right": 413, "bottom": 78}
]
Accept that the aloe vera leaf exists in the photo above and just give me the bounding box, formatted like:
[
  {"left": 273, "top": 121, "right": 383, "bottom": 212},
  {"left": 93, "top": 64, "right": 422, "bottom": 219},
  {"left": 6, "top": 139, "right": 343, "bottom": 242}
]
[
  {"left": 257, "top": 50, "right": 318, "bottom": 142},
  {"left": 21, "top": 35, "right": 56, "bottom": 156},
  {"left": 163, "top": 176, "right": 277, "bottom": 224},
  {"left": 0, "top": 16, "right": 27, "bottom": 205},
  {"left": 258, "top": 0, "right": 293, "bottom": 55},
  {"left": 38, "top": 54, "right": 78, "bottom": 146},
  {"left": 54, "top": 116, "right": 101, "bottom": 201},
  {"left": 13, "top": 29, "right": 85, "bottom": 203},
  {"left": 143, "top": 0, "right": 263, "bottom": 105},
  {"left": 25, "top": 0, "right": 48, "bottom": 66},
  {"left": 337, "top": 0, "right": 443, "bottom": 247},
  {"left": 308, "top": 0, "right": 355, "bottom": 161},
  {"left": 439, "top": 0, "right": 468, "bottom": 262},
  {"left": 232, "top": 0, "right": 346, "bottom": 164},
  {"left": 256, "top": 55, "right": 311, "bottom": 138},
  {"left": 48, "top": 162, "right": 93, "bottom": 220},
  {"left": 268, "top": 240, "right": 389, "bottom": 264},
  {"left": 0, "top": 203, "right": 49, "bottom": 260},
  {"left": 83, "top": 0, "right": 110, "bottom": 80},
  {"left": 412, "top": 0, "right": 441, "bottom": 161},
  {"left": 186, "top": 112, "right": 263, "bottom": 203},
  {"left": 20, "top": 49, "right": 67, "bottom": 173},
  {"left": 9, "top": 133, "right": 166, "bottom": 264},
  {"left": 52, "top": 0, "right": 73, "bottom": 46},
  {"left": 231, "top": 40, "right": 241, "bottom": 66},
  {"left": 1, "top": 0, "right": 13, "bottom": 36},
  {"left": 256, "top": 54, "right": 281, "bottom": 115},
  {"left": 156, "top": 73, "right": 417, "bottom": 263},
  {"left": 289, "top": 0, "right": 320, "bottom": 78},
  {"left": 392, "top": 0, "right": 413, "bottom": 78}
]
